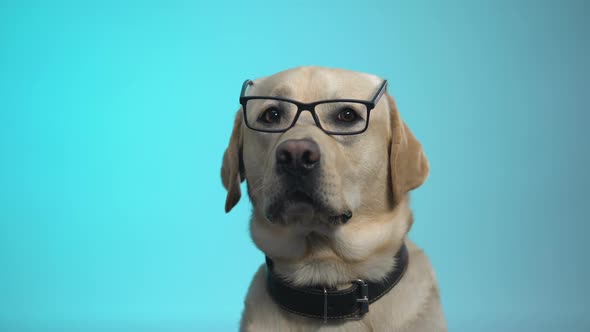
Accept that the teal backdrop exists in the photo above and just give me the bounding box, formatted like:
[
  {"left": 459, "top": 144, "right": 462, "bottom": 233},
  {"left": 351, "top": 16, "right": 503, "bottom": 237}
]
[{"left": 1, "top": 1, "right": 588, "bottom": 331}]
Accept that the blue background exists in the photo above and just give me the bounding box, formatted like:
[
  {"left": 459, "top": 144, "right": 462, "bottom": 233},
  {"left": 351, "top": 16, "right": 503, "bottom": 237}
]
[{"left": 1, "top": 1, "right": 588, "bottom": 331}]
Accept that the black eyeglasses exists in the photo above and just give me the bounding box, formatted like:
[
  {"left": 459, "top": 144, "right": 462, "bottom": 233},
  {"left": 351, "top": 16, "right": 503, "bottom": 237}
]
[{"left": 239, "top": 79, "right": 388, "bottom": 135}]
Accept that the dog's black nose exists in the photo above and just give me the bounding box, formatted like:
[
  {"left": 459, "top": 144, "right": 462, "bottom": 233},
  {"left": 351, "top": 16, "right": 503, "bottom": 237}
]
[{"left": 276, "top": 139, "right": 320, "bottom": 174}]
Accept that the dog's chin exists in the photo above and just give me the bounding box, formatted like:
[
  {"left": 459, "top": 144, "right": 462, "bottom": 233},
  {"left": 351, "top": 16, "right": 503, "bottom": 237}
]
[
  {"left": 282, "top": 201, "right": 316, "bottom": 224},
  {"left": 265, "top": 193, "right": 317, "bottom": 225}
]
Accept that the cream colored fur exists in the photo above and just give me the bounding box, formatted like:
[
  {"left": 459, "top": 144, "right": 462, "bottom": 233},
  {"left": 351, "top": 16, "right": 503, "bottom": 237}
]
[{"left": 222, "top": 66, "right": 446, "bottom": 331}]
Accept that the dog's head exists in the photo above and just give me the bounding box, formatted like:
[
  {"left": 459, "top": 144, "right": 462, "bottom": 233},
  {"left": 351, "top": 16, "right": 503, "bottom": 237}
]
[{"left": 222, "top": 66, "right": 428, "bottom": 240}]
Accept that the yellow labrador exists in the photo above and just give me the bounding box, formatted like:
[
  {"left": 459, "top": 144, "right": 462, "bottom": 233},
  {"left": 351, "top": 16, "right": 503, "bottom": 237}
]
[{"left": 222, "top": 67, "right": 446, "bottom": 331}]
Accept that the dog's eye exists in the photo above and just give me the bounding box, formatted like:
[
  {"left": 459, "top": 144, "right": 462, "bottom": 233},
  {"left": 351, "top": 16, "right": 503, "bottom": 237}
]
[
  {"left": 259, "top": 107, "right": 281, "bottom": 123},
  {"left": 336, "top": 108, "right": 358, "bottom": 123}
]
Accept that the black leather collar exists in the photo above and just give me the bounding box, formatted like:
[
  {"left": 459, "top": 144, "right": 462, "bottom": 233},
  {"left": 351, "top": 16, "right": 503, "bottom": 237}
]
[{"left": 265, "top": 243, "right": 409, "bottom": 322}]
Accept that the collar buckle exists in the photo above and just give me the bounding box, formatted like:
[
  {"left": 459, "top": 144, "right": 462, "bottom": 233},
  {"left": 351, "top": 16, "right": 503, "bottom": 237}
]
[{"left": 349, "top": 279, "right": 369, "bottom": 319}]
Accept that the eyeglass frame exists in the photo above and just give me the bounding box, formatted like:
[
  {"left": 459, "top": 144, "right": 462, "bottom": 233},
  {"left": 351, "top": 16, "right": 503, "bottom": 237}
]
[{"left": 238, "top": 79, "right": 388, "bottom": 135}]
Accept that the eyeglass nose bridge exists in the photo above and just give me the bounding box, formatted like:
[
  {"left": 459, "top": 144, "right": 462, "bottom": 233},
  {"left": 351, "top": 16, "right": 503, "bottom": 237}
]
[{"left": 288, "top": 106, "right": 324, "bottom": 131}]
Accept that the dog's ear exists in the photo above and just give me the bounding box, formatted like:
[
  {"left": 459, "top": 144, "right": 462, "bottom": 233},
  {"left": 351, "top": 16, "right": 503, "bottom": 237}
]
[
  {"left": 221, "top": 110, "right": 245, "bottom": 213},
  {"left": 387, "top": 93, "right": 429, "bottom": 206}
]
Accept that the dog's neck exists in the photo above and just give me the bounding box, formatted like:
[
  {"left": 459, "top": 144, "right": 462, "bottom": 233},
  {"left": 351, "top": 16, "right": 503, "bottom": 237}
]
[{"left": 250, "top": 198, "right": 412, "bottom": 288}]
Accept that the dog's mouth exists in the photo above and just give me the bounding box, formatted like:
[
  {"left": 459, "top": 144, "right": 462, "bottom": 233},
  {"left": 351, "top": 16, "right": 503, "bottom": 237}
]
[
  {"left": 286, "top": 190, "right": 315, "bottom": 205},
  {"left": 276, "top": 190, "right": 317, "bottom": 221},
  {"left": 265, "top": 189, "right": 352, "bottom": 226}
]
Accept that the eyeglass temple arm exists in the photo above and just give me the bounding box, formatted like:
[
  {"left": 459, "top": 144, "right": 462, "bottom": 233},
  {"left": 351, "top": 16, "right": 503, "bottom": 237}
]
[
  {"left": 240, "top": 79, "right": 254, "bottom": 100},
  {"left": 371, "top": 79, "right": 388, "bottom": 105}
]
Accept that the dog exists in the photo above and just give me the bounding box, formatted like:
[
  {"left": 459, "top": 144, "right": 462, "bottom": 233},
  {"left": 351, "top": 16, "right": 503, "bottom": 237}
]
[{"left": 221, "top": 66, "right": 446, "bottom": 331}]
